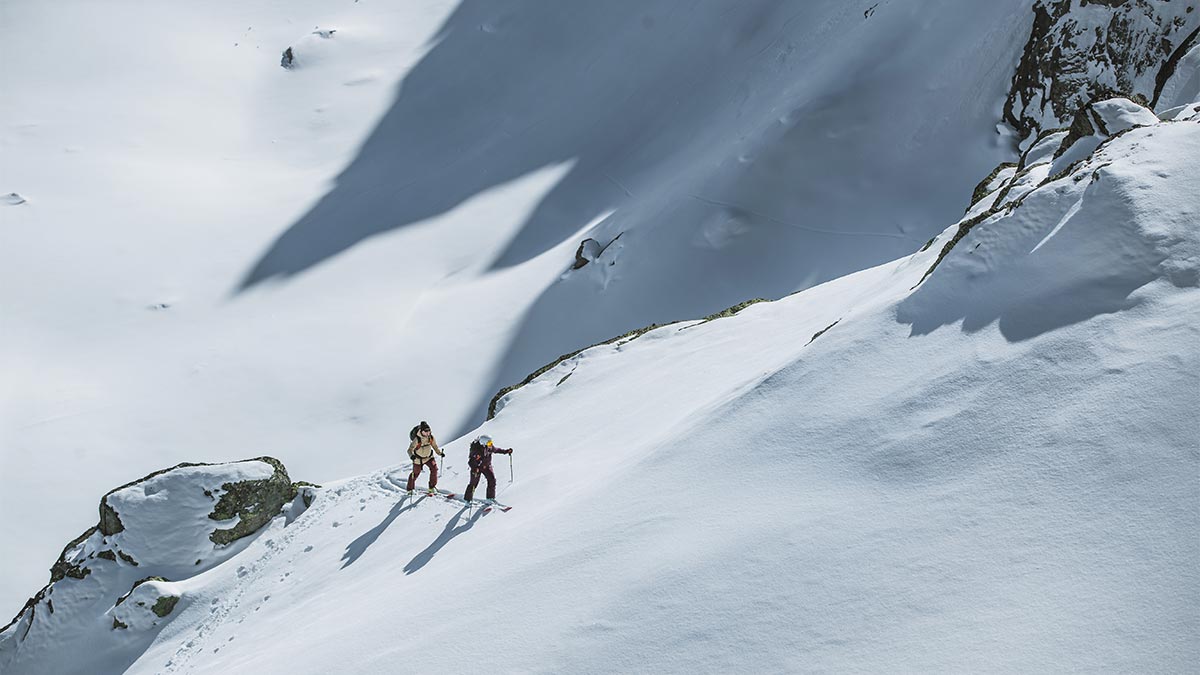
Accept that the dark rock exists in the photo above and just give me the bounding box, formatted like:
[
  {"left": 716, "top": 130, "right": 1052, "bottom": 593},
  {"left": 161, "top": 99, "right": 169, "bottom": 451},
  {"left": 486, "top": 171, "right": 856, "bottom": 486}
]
[
  {"left": 115, "top": 577, "right": 168, "bottom": 606},
  {"left": 151, "top": 596, "right": 179, "bottom": 618},
  {"left": 208, "top": 457, "right": 297, "bottom": 546},
  {"left": 1004, "top": 0, "right": 1196, "bottom": 141}
]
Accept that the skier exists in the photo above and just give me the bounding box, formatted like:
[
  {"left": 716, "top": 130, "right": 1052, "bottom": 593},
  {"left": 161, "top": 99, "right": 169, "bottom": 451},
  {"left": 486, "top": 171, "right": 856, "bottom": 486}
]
[
  {"left": 463, "top": 434, "right": 513, "bottom": 503},
  {"left": 406, "top": 420, "right": 445, "bottom": 494}
]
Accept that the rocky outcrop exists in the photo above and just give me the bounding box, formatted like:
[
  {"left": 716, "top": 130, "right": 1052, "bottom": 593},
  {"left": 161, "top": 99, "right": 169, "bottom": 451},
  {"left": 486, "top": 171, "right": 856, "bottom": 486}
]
[
  {"left": 0, "top": 457, "right": 314, "bottom": 672},
  {"left": 919, "top": 94, "right": 1171, "bottom": 287},
  {"left": 1004, "top": 0, "right": 1199, "bottom": 143},
  {"left": 571, "top": 233, "right": 623, "bottom": 270},
  {"left": 208, "top": 457, "right": 296, "bottom": 545}
]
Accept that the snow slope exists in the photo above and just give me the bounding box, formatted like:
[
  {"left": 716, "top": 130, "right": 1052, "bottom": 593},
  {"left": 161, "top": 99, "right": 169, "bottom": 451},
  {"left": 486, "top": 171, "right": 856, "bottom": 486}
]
[
  {"left": 4, "top": 97, "right": 1197, "bottom": 673},
  {"left": 1, "top": 0, "right": 1040, "bottom": 612}
]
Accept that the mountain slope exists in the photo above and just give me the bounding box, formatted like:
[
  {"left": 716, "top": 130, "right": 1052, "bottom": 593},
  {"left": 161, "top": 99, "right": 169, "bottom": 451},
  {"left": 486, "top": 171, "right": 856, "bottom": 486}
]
[
  {"left": 5, "top": 95, "right": 1197, "bottom": 673},
  {"left": 0, "top": 0, "right": 1041, "bottom": 612}
]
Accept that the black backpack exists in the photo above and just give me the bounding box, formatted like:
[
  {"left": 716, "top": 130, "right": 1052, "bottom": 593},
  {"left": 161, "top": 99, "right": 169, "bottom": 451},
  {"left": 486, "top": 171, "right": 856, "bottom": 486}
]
[
  {"left": 410, "top": 420, "right": 430, "bottom": 442},
  {"left": 468, "top": 442, "right": 486, "bottom": 468}
]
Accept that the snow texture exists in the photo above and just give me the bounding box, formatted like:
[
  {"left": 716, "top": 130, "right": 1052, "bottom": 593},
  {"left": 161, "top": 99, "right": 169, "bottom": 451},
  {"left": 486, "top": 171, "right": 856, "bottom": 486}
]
[
  {"left": 3, "top": 99, "right": 1198, "bottom": 673},
  {"left": 2, "top": 1, "right": 1199, "bottom": 672}
]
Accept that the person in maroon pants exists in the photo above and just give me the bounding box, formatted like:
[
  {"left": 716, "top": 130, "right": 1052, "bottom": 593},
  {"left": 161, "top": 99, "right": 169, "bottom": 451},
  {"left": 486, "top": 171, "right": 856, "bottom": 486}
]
[
  {"left": 406, "top": 421, "right": 445, "bottom": 494},
  {"left": 463, "top": 434, "right": 513, "bottom": 502}
]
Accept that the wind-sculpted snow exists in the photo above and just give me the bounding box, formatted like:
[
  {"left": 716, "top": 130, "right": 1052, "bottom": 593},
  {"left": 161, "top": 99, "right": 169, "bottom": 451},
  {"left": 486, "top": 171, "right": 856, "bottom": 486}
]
[{"left": 901, "top": 100, "right": 1199, "bottom": 341}]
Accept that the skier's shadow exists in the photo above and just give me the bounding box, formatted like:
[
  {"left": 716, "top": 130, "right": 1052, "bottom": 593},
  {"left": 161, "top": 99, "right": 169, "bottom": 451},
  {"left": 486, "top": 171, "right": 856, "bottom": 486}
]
[
  {"left": 403, "top": 506, "right": 487, "bottom": 575},
  {"left": 341, "top": 495, "right": 425, "bottom": 568}
]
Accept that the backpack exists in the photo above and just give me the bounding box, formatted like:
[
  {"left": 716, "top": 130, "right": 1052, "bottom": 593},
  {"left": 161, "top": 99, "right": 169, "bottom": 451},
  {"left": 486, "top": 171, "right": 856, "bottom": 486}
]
[
  {"left": 468, "top": 442, "right": 487, "bottom": 469},
  {"left": 410, "top": 425, "right": 420, "bottom": 442}
]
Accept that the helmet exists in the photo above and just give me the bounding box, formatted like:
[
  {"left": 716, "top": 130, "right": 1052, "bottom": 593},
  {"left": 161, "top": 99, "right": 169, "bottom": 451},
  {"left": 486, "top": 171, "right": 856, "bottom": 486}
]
[{"left": 476, "top": 434, "right": 493, "bottom": 447}]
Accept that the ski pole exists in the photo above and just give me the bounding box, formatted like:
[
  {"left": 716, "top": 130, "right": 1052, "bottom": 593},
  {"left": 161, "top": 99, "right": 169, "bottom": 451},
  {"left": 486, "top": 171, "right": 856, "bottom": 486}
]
[{"left": 509, "top": 453, "right": 514, "bottom": 483}]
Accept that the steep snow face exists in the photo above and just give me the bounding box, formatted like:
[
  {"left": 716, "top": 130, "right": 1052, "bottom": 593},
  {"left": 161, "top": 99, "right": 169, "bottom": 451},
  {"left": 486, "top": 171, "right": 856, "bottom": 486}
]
[
  {"left": 1004, "top": 0, "right": 1200, "bottom": 143},
  {"left": 0, "top": 459, "right": 307, "bottom": 675},
  {"left": 6, "top": 100, "right": 1197, "bottom": 674},
  {"left": 0, "top": 0, "right": 1037, "bottom": 611}
]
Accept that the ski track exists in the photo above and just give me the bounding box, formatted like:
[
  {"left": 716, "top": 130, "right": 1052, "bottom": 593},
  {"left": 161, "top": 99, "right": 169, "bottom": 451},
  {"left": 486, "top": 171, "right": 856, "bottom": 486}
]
[
  {"left": 159, "top": 465, "right": 475, "bottom": 673},
  {"left": 159, "top": 475, "right": 365, "bottom": 673}
]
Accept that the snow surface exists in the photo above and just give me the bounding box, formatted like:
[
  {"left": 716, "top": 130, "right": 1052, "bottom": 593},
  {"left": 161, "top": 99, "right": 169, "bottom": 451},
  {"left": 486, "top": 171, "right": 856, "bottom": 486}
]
[
  {"left": 1, "top": 0, "right": 1035, "bottom": 612},
  {"left": 3, "top": 97, "right": 1198, "bottom": 673}
]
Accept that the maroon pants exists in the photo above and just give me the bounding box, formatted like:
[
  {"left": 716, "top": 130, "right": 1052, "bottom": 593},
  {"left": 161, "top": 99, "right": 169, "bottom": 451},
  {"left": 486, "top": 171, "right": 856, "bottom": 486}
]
[
  {"left": 464, "top": 467, "right": 497, "bottom": 501},
  {"left": 406, "top": 460, "right": 438, "bottom": 491}
]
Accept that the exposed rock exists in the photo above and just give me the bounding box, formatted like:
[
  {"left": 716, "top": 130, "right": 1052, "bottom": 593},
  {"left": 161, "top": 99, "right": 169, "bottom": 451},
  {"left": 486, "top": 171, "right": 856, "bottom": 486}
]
[
  {"left": 115, "top": 577, "right": 167, "bottom": 606},
  {"left": 488, "top": 297, "right": 768, "bottom": 419},
  {"left": 48, "top": 560, "right": 90, "bottom": 584},
  {"left": 1152, "top": 25, "right": 1200, "bottom": 107},
  {"left": 573, "top": 238, "right": 602, "bottom": 269},
  {"left": 208, "top": 457, "right": 297, "bottom": 546},
  {"left": 99, "top": 497, "right": 123, "bottom": 536},
  {"left": 1004, "top": 0, "right": 1199, "bottom": 142},
  {"left": 1, "top": 457, "right": 305, "bottom": 649},
  {"left": 281, "top": 46, "right": 295, "bottom": 69},
  {"left": 969, "top": 162, "right": 1019, "bottom": 208},
  {"left": 571, "top": 234, "right": 622, "bottom": 270},
  {"left": 150, "top": 596, "right": 179, "bottom": 618},
  {"left": 807, "top": 320, "right": 842, "bottom": 345}
]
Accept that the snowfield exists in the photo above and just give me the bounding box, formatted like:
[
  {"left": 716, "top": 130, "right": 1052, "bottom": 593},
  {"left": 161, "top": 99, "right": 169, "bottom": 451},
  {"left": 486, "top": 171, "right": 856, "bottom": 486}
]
[
  {"left": 3, "top": 0, "right": 1200, "bottom": 672},
  {"left": 4, "top": 96, "right": 1199, "bottom": 672},
  {"left": 0, "top": 0, "right": 1038, "bottom": 612}
]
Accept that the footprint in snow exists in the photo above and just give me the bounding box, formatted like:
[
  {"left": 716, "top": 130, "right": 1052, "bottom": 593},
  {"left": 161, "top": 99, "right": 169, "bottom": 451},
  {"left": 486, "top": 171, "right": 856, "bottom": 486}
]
[{"left": 3, "top": 193, "right": 27, "bottom": 205}]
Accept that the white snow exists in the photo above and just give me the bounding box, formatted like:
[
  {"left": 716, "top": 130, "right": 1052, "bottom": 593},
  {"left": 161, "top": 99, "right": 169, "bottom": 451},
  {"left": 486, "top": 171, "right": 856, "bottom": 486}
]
[
  {"left": 1, "top": 0, "right": 1034, "bottom": 612},
  {"left": 2, "top": 0, "right": 1199, "bottom": 672},
  {"left": 3, "top": 97, "right": 1198, "bottom": 673}
]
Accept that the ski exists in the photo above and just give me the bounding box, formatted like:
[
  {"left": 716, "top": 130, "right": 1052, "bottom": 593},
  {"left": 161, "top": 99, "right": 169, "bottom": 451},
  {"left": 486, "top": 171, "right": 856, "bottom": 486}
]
[
  {"left": 407, "top": 487, "right": 512, "bottom": 512},
  {"left": 469, "top": 500, "right": 512, "bottom": 513},
  {"left": 405, "top": 488, "right": 458, "bottom": 502}
]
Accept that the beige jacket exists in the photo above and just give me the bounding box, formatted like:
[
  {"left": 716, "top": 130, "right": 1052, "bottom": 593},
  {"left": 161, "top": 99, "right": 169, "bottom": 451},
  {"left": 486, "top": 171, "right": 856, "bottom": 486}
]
[{"left": 408, "top": 435, "right": 443, "bottom": 464}]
